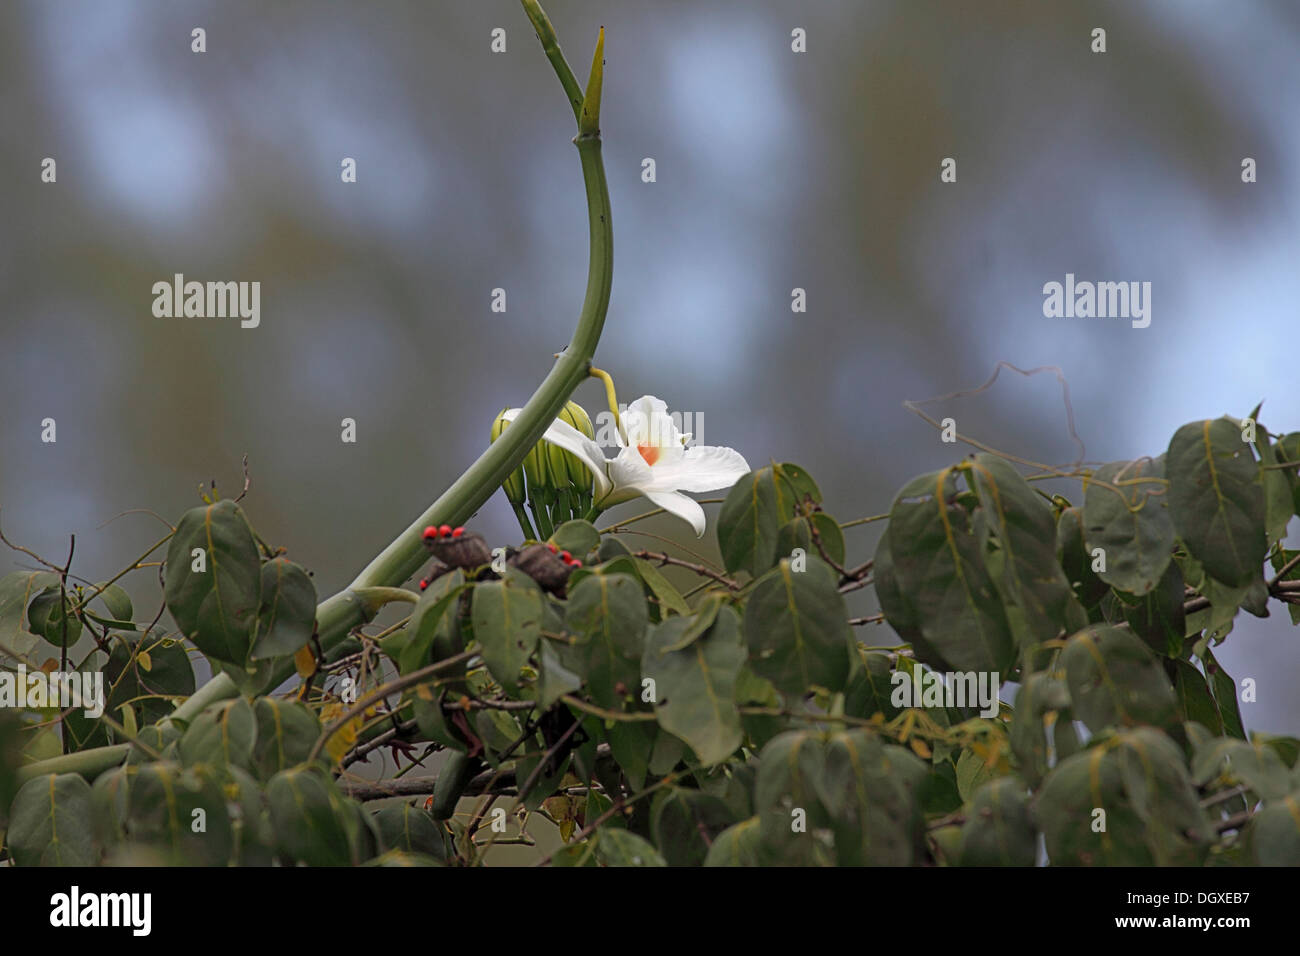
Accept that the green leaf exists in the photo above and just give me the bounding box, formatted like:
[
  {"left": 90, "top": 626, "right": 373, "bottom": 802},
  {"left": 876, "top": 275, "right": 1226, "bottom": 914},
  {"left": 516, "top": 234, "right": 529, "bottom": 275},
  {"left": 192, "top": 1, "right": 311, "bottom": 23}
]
[
  {"left": 549, "top": 519, "right": 601, "bottom": 558},
  {"left": 1172, "top": 659, "right": 1223, "bottom": 735},
  {"left": 958, "top": 777, "right": 1036, "bottom": 866},
  {"left": 471, "top": 569, "right": 543, "bottom": 694},
  {"left": 1056, "top": 506, "right": 1110, "bottom": 613},
  {"left": 252, "top": 698, "right": 322, "bottom": 778},
  {"left": 776, "top": 514, "right": 846, "bottom": 567},
  {"left": 1203, "top": 647, "right": 1246, "bottom": 740},
  {"left": 0, "top": 570, "right": 58, "bottom": 664},
  {"left": 95, "top": 762, "right": 235, "bottom": 865},
  {"left": 1257, "top": 430, "right": 1295, "bottom": 545},
  {"left": 968, "top": 454, "right": 1082, "bottom": 650},
  {"left": 1114, "top": 559, "right": 1185, "bottom": 657},
  {"left": 1060, "top": 625, "right": 1178, "bottom": 734},
  {"left": 372, "top": 803, "right": 449, "bottom": 861},
  {"left": 743, "top": 557, "right": 852, "bottom": 696},
  {"left": 249, "top": 558, "right": 317, "bottom": 660},
  {"left": 884, "top": 467, "right": 1014, "bottom": 674},
  {"left": 536, "top": 638, "right": 583, "bottom": 710},
  {"left": 1250, "top": 792, "right": 1300, "bottom": 865},
  {"left": 656, "top": 592, "right": 724, "bottom": 654},
  {"left": 755, "top": 730, "right": 832, "bottom": 865},
  {"left": 178, "top": 697, "right": 257, "bottom": 772},
  {"left": 650, "top": 786, "right": 739, "bottom": 866},
  {"left": 593, "top": 827, "right": 666, "bottom": 866},
  {"left": 6, "top": 772, "right": 96, "bottom": 866},
  {"left": 717, "top": 468, "right": 782, "bottom": 578},
  {"left": 631, "top": 558, "right": 691, "bottom": 618},
  {"left": 1037, "top": 728, "right": 1210, "bottom": 865},
  {"left": 266, "top": 766, "right": 365, "bottom": 866},
  {"left": 1190, "top": 735, "right": 1292, "bottom": 801},
  {"left": 818, "top": 730, "right": 927, "bottom": 866},
  {"left": 844, "top": 648, "right": 902, "bottom": 722},
  {"left": 703, "top": 816, "right": 762, "bottom": 866},
  {"left": 564, "top": 572, "right": 647, "bottom": 709},
  {"left": 397, "top": 570, "right": 469, "bottom": 675},
  {"left": 163, "top": 500, "right": 263, "bottom": 665},
  {"left": 27, "top": 585, "right": 83, "bottom": 648},
  {"left": 642, "top": 607, "right": 746, "bottom": 766},
  {"left": 1167, "top": 418, "right": 1266, "bottom": 589},
  {"left": 1082, "top": 457, "right": 1175, "bottom": 596}
]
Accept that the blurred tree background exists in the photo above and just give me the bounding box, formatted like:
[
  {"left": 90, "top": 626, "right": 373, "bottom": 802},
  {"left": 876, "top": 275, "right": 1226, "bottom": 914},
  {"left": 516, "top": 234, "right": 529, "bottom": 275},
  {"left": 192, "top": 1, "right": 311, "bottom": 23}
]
[{"left": 2, "top": 0, "right": 1297, "bottom": 763}]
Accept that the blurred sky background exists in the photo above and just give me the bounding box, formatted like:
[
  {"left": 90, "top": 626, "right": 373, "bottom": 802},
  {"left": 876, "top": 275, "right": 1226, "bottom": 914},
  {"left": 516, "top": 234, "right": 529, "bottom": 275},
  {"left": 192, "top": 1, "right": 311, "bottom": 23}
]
[{"left": 3, "top": 0, "right": 1299, "bottom": 745}]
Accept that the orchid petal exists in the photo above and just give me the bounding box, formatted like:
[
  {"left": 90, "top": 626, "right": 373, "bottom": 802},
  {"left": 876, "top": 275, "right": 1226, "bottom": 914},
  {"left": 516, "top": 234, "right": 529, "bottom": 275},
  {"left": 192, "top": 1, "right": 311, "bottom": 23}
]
[
  {"left": 640, "top": 445, "right": 751, "bottom": 494},
  {"left": 642, "top": 489, "right": 708, "bottom": 538}
]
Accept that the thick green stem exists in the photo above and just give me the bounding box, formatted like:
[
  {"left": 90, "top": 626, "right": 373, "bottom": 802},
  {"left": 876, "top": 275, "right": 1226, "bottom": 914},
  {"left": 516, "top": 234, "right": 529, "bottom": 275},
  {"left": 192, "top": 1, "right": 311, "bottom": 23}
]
[{"left": 17, "top": 1, "right": 612, "bottom": 788}]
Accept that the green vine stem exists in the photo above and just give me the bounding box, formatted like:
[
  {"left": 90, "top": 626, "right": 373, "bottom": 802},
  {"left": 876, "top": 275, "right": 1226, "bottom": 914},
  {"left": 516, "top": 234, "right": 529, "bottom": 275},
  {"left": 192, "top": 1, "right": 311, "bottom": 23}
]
[{"left": 16, "top": 0, "right": 611, "bottom": 787}]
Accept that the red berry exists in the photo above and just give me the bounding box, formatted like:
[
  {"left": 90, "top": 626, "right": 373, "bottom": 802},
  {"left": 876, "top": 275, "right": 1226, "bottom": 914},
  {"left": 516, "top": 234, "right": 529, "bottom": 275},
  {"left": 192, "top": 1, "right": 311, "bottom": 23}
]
[
  {"left": 452, "top": 526, "right": 464, "bottom": 538},
  {"left": 419, "top": 579, "right": 429, "bottom": 590},
  {"left": 571, "top": 560, "right": 582, "bottom": 568},
  {"left": 546, "top": 542, "right": 558, "bottom": 553},
  {"left": 439, "top": 524, "right": 452, "bottom": 538},
  {"left": 422, "top": 526, "right": 437, "bottom": 540},
  {"left": 560, "top": 551, "right": 572, "bottom": 561}
]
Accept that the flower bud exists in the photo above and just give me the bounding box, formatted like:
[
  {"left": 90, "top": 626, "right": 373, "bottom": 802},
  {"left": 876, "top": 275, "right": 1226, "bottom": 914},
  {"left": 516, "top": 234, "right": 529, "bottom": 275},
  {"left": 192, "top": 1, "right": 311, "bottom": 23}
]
[
  {"left": 555, "top": 400, "right": 597, "bottom": 496},
  {"left": 489, "top": 408, "right": 528, "bottom": 507}
]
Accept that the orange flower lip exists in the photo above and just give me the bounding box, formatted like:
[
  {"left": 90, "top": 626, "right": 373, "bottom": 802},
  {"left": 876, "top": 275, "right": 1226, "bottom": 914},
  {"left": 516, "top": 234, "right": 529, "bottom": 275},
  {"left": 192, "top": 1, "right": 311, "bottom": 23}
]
[{"left": 637, "top": 442, "right": 660, "bottom": 466}]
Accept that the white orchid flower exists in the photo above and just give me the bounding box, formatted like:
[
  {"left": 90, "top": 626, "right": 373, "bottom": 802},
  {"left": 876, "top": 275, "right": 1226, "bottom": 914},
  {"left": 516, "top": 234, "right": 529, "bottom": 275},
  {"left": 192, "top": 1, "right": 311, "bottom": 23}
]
[{"left": 502, "top": 396, "right": 749, "bottom": 536}]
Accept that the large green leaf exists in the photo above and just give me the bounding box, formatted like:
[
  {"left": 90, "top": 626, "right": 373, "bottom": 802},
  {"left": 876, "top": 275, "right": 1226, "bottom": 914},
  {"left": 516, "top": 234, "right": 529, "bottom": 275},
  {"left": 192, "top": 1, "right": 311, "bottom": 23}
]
[
  {"left": 252, "top": 698, "right": 321, "bottom": 778},
  {"left": 163, "top": 500, "right": 263, "bottom": 664},
  {"left": 817, "top": 730, "right": 926, "bottom": 866},
  {"left": 1250, "top": 793, "right": 1300, "bottom": 865},
  {"left": 642, "top": 607, "right": 746, "bottom": 766},
  {"left": 650, "top": 786, "right": 740, "bottom": 866},
  {"left": 703, "top": 816, "right": 762, "bottom": 866},
  {"left": 249, "top": 558, "right": 317, "bottom": 660},
  {"left": 1060, "top": 625, "right": 1177, "bottom": 733},
  {"left": 743, "top": 556, "right": 852, "bottom": 696},
  {"left": 266, "top": 766, "right": 366, "bottom": 866},
  {"left": 372, "top": 803, "right": 449, "bottom": 861},
  {"left": 177, "top": 696, "right": 257, "bottom": 772},
  {"left": 969, "top": 454, "right": 1083, "bottom": 651},
  {"left": 593, "top": 827, "right": 667, "bottom": 866},
  {"left": 1008, "top": 673, "right": 1073, "bottom": 787},
  {"left": 563, "top": 572, "right": 647, "bottom": 709},
  {"left": 6, "top": 772, "right": 96, "bottom": 866},
  {"left": 1037, "top": 728, "right": 1209, "bottom": 865},
  {"left": 1167, "top": 418, "right": 1266, "bottom": 588},
  {"left": 716, "top": 468, "right": 782, "bottom": 578},
  {"left": 885, "top": 468, "right": 1014, "bottom": 673},
  {"left": 1082, "top": 457, "right": 1174, "bottom": 596},
  {"left": 958, "top": 777, "right": 1036, "bottom": 866},
  {"left": 94, "top": 762, "right": 235, "bottom": 865},
  {"left": 471, "top": 569, "right": 544, "bottom": 693}
]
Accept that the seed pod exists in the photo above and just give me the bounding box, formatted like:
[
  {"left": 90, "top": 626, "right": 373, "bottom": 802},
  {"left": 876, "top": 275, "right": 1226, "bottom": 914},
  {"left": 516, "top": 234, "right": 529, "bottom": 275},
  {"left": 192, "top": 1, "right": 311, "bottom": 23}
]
[
  {"left": 508, "top": 543, "right": 574, "bottom": 594},
  {"left": 425, "top": 529, "right": 492, "bottom": 569}
]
